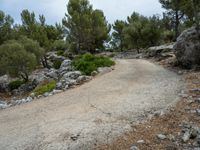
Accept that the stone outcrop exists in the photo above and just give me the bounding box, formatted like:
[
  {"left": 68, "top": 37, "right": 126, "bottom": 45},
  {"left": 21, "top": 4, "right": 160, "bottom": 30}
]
[{"left": 174, "top": 27, "right": 200, "bottom": 68}]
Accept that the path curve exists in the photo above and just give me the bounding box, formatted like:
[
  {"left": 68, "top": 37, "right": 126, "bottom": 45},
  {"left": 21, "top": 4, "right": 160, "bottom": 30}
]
[{"left": 0, "top": 59, "right": 182, "bottom": 150}]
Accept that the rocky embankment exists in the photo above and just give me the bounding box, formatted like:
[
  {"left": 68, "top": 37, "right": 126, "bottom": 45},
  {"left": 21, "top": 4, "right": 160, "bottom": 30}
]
[{"left": 0, "top": 52, "right": 113, "bottom": 110}]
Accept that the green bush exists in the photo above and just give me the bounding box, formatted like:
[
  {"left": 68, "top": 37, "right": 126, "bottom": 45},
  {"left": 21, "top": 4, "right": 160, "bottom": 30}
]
[
  {"left": 33, "top": 80, "right": 56, "bottom": 96},
  {"left": 53, "top": 40, "right": 68, "bottom": 51},
  {"left": 56, "top": 50, "right": 64, "bottom": 56},
  {"left": 72, "top": 53, "right": 115, "bottom": 75},
  {"left": 8, "top": 80, "right": 26, "bottom": 90},
  {"left": 53, "top": 60, "right": 62, "bottom": 69}
]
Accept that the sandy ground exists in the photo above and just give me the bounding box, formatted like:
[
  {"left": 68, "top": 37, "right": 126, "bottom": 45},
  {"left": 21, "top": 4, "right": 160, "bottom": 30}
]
[{"left": 0, "top": 59, "right": 183, "bottom": 150}]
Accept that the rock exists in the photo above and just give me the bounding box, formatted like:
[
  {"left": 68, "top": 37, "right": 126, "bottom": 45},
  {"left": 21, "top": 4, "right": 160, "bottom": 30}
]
[
  {"left": 196, "top": 109, "right": 200, "bottom": 116},
  {"left": 62, "top": 71, "right": 81, "bottom": 80},
  {"left": 91, "top": 71, "right": 98, "bottom": 76},
  {"left": 182, "top": 131, "right": 191, "bottom": 142},
  {"left": 174, "top": 27, "right": 200, "bottom": 68},
  {"left": 30, "top": 69, "right": 49, "bottom": 84},
  {"left": 97, "top": 67, "right": 113, "bottom": 75},
  {"left": 58, "top": 59, "right": 72, "bottom": 76},
  {"left": 195, "top": 98, "right": 200, "bottom": 103},
  {"left": 167, "top": 134, "right": 175, "bottom": 141},
  {"left": 43, "top": 92, "right": 50, "bottom": 97},
  {"left": 52, "top": 90, "right": 63, "bottom": 94},
  {"left": 147, "top": 43, "right": 174, "bottom": 57},
  {"left": 0, "top": 75, "right": 9, "bottom": 92},
  {"left": 25, "top": 97, "right": 33, "bottom": 102},
  {"left": 178, "top": 71, "right": 184, "bottom": 75},
  {"left": 76, "top": 76, "right": 91, "bottom": 83},
  {"left": 130, "top": 145, "right": 140, "bottom": 150},
  {"left": 56, "top": 82, "right": 63, "bottom": 90},
  {"left": 137, "top": 140, "right": 145, "bottom": 144},
  {"left": 30, "top": 93, "right": 35, "bottom": 98},
  {"left": 157, "top": 134, "right": 167, "bottom": 140},
  {"left": 154, "top": 110, "right": 164, "bottom": 117},
  {"left": 0, "top": 101, "right": 8, "bottom": 109},
  {"left": 45, "top": 69, "right": 59, "bottom": 80},
  {"left": 18, "top": 82, "right": 36, "bottom": 93},
  {"left": 47, "top": 51, "right": 66, "bottom": 62},
  {"left": 190, "top": 127, "right": 200, "bottom": 139},
  {"left": 60, "top": 59, "right": 71, "bottom": 68}
]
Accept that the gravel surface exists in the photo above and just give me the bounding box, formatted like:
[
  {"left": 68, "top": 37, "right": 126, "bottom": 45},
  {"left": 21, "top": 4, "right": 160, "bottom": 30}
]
[{"left": 0, "top": 59, "right": 183, "bottom": 150}]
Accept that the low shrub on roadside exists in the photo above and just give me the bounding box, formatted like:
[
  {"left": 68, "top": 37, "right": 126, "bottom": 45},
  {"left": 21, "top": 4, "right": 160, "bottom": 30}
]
[
  {"left": 33, "top": 80, "right": 56, "bottom": 96},
  {"left": 8, "top": 80, "right": 26, "bottom": 90},
  {"left": 53, "top": 60, "right": 62, "bottom": 69},
  {"left": 72, "top": 53, "right": 115, "bottom": 75}
]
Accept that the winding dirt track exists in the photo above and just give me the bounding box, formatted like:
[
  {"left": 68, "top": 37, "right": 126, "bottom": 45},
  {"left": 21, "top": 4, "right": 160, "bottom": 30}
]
[{"left": 0, "top": 59, "right": 183, "bottom": 150}]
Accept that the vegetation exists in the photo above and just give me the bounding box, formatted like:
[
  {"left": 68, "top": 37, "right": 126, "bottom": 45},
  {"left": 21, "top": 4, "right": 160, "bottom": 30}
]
[
  {"left": 62, "top": 0, "right": 110, "bottom": 53},
  {"left": 8, "top": 80, "right": 26, "bottom": 90},
  {"left": 73, "top": 53, "right": 115, "bottom": 75},
  {"left": 1, "top": 0, "right": 200, "bottom": 80},
  {"left": 33, "top": 80, "right": 56, "bottom": 96},
  {"left": 0, "top": 40, "right": 37, "bottom": 81},
  {"left": 53, "top": 60, "right": 62, "bottom": 69}
]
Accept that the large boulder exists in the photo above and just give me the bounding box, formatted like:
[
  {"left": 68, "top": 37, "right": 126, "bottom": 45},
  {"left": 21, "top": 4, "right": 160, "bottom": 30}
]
[
  {"left": 45, "top": 69, "right": 59, "bottom": 80},
  {"left": 174, "top": 27, "right": 200, "bottom": 68},
  {"left": 47, "top": 51, "right": 66, "bottom": 62},
  {"left": 58, "top": 59, "right": 72, "bottom": 76},
  {"left": 146, "top": 43, "right": 174, "bottom": 58}
]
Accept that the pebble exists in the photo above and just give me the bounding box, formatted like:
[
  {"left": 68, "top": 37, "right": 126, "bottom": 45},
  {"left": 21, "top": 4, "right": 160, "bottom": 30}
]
[
  {"left": 196, "top": 109, "right": 200, "bottom": 116},
  {"left": 157, "top": 134, "right": 167, "bottom": 140},
  {"left": 182, "top": 131, "right": 191, "bottom": 142},
  {"left": 137, "top": 140, "right": 145, "bottom": 144},
  {"left": 130, "top": 145, "right": 140, "bottom": 150},
  {"left": 195, "top": 98, "right": 200, "bottom": 103}
]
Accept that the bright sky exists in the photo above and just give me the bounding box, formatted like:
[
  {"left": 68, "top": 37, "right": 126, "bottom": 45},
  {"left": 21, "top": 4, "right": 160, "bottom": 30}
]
[{"left": 0, "top": 0, "right": 164, "bottom": 24}]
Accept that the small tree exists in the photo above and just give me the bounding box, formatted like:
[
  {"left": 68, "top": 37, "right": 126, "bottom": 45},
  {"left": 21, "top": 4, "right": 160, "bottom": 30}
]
[
  {"left": 112, "top": 20, "right": 127, "bottom": 51},
  {"left": 0, "top": 10, "right": 14, "bottom": 44},
  {"left": 0, "top": 41, "right": 37, "bottom": 81},
  {"left": 18, "top": 36, "right": 45, "bottom": 64},
  {"left": 62, "top": 0, "right": 110, "bottom": 53}
]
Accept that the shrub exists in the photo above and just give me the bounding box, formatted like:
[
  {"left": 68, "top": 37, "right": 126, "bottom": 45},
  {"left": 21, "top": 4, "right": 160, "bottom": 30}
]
[
  {"left": 33, "top": 80, "right": 56, "bottom": 96},
  {"left": 0, "top": 40, "right": 37, "bottom": 81},
  {"left": 56, "top": 50, "right": 64, "bottom": 56},
  {"left": 53, "top": 40, "right": 68, "bottom": 50},
  {"left": 53, "top": 60, "right": 62, "bottom": 69},
  {"left": 8, "top": 80, "right": 26, "bottom": 90},
  {"left": 72, "top": 53, "right": 115, "bottom": 75}
]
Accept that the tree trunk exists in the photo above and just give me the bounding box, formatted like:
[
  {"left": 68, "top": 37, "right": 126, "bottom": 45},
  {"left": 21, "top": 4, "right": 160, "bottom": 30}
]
[
  {"left": 20, "top": 72, "right": 29, "bottom": 82},
  {"left": 41, "top": 56, "right": 50, "bottom": 69},
  {"left": 175, "top": 10, "right": 180, "bottom": 40}
]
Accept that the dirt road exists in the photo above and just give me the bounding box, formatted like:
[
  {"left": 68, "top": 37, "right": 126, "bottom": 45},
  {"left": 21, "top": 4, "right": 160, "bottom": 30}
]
[{"left": 0, "top": 59, "right": 183, "bottom": 150}]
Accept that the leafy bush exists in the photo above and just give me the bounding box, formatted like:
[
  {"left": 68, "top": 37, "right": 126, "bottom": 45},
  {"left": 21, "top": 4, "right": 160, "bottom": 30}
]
[
  {"left": 56, "top": 50, "right": 64, "bottom": 56},
  {"left": 8, "top": 80, "right": 26, "bottom": 90},
  {"left": 0, "top": 40, "right": 37, "bottom": 81},
  {"left": 53, "top": 60, "right": 62, "bottom": 69},
  {"left": 33, "top": 80, "right": 56, "bottom": 96},
  {"left": 72, "top": 53, "right": 115, "bottom": 75},
  {"left": 53, "top": 40, "right": 68, "bottom": 50}
]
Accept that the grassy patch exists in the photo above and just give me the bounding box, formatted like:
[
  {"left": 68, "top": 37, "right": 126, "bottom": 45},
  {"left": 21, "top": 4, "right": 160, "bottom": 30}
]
[
  {"left": 33, "top": 80, "right": 56, "bottom": 96},
  {"left": 72, "top": 53, "right": 115, "bottom": 75},
  {"left": 8, "top": 80, "right": 26, "bottom": 90}
]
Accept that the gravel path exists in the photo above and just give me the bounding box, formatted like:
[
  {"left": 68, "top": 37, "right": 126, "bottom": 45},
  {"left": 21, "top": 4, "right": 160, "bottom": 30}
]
[{"left": 0, "top": 59, "right": 183, "bottom": 150}]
